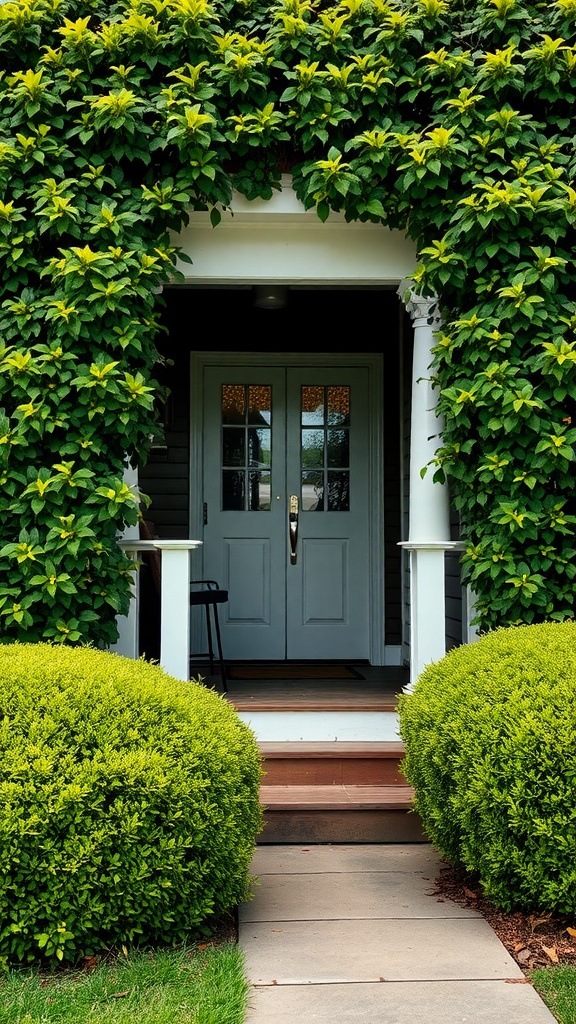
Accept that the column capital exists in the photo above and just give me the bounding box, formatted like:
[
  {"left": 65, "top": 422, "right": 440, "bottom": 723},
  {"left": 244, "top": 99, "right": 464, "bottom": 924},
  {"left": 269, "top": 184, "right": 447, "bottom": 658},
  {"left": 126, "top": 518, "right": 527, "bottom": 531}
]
[
  {"left": 397, "top": 281, "right": 441, "bottom": 327},
  {"left": 399, "top": 541, "right": 465, "bottom": 551}
]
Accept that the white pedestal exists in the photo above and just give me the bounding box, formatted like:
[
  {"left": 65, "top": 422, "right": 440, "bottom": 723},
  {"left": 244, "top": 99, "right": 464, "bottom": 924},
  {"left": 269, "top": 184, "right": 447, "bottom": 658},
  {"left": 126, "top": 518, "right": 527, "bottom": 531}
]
[{"left": 117, "top": 539, "right": 202, "bottom": 680}]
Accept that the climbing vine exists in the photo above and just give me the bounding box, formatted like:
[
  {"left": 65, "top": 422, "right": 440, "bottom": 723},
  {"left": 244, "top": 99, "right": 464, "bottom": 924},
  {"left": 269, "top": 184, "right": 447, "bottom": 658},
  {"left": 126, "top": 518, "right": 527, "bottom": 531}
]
[{"left": 0, "top": 0, "right": 575, "bottom": 642}]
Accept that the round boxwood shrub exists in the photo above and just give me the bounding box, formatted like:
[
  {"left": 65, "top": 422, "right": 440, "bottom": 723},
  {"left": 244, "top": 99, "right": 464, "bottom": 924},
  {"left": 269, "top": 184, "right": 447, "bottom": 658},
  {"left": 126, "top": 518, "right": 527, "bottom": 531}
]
[
  {"left": 398, "top": 622, "right": 576, "bottom": 914},
  {"left": 0, "top": 643, "right": 263, "bottom": 965}
]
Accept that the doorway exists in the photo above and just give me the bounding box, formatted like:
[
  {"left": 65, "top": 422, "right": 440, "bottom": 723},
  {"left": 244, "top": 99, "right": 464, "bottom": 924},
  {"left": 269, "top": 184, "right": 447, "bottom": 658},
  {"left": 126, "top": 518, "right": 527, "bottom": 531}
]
[
  {"left": 138, "top": 286, "right": 406, "bottom": 667},
  {"left": 199, "top": 362, "right": 374, "bottom": 660}
]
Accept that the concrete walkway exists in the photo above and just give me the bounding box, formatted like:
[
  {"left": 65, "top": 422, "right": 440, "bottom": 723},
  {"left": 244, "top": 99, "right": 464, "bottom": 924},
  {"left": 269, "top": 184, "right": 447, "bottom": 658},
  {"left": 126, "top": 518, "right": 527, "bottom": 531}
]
[{"left": 239, "top": 844, "right": 558, "bottom": 1024}]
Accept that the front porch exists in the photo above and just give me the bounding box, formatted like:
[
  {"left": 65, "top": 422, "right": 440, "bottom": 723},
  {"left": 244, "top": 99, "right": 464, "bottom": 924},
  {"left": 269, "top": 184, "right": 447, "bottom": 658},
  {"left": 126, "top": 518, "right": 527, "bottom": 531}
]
[
  {"left": 127, "top": 181, "right": 471, "bottom": 681},
  {"left": 108, "top": 179, "right": 468, "bottom": 845}
]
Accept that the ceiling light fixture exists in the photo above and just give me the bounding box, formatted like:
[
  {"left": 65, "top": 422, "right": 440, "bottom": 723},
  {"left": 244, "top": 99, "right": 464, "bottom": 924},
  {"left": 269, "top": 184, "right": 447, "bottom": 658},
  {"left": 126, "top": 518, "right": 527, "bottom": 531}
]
[{"left": 253, "top": 285, "right": 288, "bottom": 309}]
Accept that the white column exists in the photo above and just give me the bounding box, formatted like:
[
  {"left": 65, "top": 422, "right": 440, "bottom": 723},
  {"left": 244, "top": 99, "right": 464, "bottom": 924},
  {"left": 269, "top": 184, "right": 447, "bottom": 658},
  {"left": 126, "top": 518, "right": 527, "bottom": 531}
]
[
  {"left": 398, "top": 284, "right": 461, "bottom": 686},
  {"left": 464, "top": 586, "right": 480, "bottom": 644},
  {"left": 118, "top": 539, "right": 202, "bottom": 681},
  {"left": 403, "top": 289, "right": 449, "bottom": 544},
  {"left": 154, "top": 540, "right": 201, "bottom": 681},
  {"left": 110, "top": 464, "right": 140, "bottom": 658}
]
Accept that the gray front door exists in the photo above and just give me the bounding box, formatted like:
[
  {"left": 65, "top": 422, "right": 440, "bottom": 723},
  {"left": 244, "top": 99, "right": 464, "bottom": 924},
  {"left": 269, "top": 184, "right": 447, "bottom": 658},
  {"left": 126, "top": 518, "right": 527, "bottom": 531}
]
[{"left": 201, "top": 364, "right": 371, "bottom": 660}]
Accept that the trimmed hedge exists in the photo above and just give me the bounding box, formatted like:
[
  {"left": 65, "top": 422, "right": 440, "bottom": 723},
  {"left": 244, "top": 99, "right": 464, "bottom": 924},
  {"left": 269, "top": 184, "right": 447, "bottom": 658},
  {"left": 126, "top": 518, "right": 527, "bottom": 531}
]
[
  {"left": 0, "top": 644, "right": 263, "bottom": 965},
  {"left": 398, "top": 623, "right": 576, "bottom": 914}
]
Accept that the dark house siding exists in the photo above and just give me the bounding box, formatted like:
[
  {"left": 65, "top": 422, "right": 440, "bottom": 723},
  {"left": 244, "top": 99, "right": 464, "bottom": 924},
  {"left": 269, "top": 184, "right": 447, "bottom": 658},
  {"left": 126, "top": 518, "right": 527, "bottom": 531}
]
[
  {"left": 445, "top": 551, "right": 463, "bottom": 651},
  {"left": 445, "top": 505, "right": 464, "bottom": 651},
  {"left": 138, "top": 299, "right": 191, "bottom": 540},
  {"left": 382, "top": 299, "right": 404, "bottom": 648}
]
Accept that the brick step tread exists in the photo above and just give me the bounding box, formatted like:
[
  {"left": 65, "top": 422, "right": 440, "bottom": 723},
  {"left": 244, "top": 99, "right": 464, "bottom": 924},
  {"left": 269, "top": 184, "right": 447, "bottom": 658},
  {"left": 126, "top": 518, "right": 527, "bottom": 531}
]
[
  {"left": 260, "top": 784, "right": 414, "bottom": 811},
  {"left": 259, "top": 740, "right": 405, "bottom": 758}
]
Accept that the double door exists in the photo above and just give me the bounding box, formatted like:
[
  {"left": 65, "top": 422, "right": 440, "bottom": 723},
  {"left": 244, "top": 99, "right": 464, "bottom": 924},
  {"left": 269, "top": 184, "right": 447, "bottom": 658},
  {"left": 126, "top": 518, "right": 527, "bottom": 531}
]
[{"left": 200, "top": 365, "right": 371, "bottom": 660}]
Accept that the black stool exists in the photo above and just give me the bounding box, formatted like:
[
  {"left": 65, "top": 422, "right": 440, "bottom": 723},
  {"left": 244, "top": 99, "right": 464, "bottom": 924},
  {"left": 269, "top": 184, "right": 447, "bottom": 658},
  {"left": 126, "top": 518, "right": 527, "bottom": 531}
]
[{"left": 189, "top": 580, "right": 228, "bottom": 691}]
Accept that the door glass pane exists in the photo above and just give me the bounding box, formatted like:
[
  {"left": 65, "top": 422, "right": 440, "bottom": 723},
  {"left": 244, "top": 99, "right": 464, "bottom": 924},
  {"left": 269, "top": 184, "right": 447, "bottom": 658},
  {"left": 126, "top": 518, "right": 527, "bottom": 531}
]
[
  {"left": 327, "top": 429, "right": 349, "bottom": 468},
  {"left": 301, "top": 385, "right": 350, "bottom": 511},
  {"left": 248, "top": 427, "right": 271, "bottom": 468},
  {"left": 222, "top": 385, "right": 245, "bottom": 424},
  {"left": 222, "top": 427, "right": 245, "bottom": 467},
  {"left": 248, "top": 385, "right": 271, "bottom": 424},
  {"left": 327, "top": 385, "right": 350, "bottom": 426},
  {"left": 223, "top": 470, "right": 245, "bottom": 510},
  {"left": 301, "top": 386, "right": 325, "bottom": 425},
  {"left": 301, "top": 428, "right": 324, "bottom": 468},
  {"left": 327, "top": 471, "right": 349, "bottom": 511},
  {"left": 301, "top": 471, "right": 324, "bottom": 511},
  {"left": 222, "top": 384, "right": 272, "bottom": 510},
  {"left": 249, "top": 471, "right": 271, "bottom": 511}
]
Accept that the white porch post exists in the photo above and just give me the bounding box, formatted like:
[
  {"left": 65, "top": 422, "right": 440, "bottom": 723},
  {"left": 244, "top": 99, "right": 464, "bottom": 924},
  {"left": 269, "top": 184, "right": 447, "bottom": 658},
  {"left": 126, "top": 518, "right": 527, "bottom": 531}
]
[
  {"left": 118, "top": 539, "right": 202, "bottom": 681},
  {"left": 398, "top": 284, "right": 460, "bottom": 687},
  {"left": 155, "top": 540, "right": 201, "bottom": 680},
  {"left": 465, "top": 586, "right": 480, "bottom": 644},
  {"left": 110, "top": 464, "right": 140, "bottom": 659}
]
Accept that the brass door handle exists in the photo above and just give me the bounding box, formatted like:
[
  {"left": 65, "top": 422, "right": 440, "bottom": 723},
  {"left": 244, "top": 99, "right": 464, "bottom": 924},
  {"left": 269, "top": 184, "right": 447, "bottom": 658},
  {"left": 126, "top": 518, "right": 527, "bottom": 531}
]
[{"left": 289, "top": 494, "right": 298, "bottom": 565}]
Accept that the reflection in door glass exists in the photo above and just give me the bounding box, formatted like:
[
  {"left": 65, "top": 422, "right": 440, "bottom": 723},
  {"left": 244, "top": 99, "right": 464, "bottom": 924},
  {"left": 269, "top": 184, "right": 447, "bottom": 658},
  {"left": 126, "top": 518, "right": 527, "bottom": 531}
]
[
  {"left": 248, "top": 385, "right": 271, "bottom": 423},
  {"left": 223, "top": 470, "right": 245, "bottom": 510},
  {"left": 222, "top": 385, "right": 245, "bottom": 424},
  {"left": 248, "top": 428, "right": 271, "bottom": 467},
  {"left": 301, "top": 386, "right": 350, "bottom": 511},
  {"left": 327, "top": 386, "right": 350, "bottom": 425},
  {"left": 327, "top": 429, "right": 349, "bottom": 467},
  {"left": 301, "top": 386, "right": 325, "bottom": 425},
  {"left": 221, "top": 385, "right": 271, "bottom": 510},
  {"left": 301, "top": 428, "right": 324, "bottom": 467},
  {"left": 327, "top": 471, "right": 349, "bottom": 510},
  {"left": 222, "top": 427, "right": 245, "bottom": 467},
  {"left": 301, "top": 471, "right": 324, "bottom": 512}
]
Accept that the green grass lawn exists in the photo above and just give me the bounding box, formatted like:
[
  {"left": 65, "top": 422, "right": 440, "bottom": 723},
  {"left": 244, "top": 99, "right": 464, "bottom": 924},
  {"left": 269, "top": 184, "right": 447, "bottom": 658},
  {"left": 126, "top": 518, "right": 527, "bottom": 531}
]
[
  {"left": 532, "top": 965, "right": 576, "bottom": 1024},
  {"left": 0, "top": 942, "right": 250, "bottom": 1024}
]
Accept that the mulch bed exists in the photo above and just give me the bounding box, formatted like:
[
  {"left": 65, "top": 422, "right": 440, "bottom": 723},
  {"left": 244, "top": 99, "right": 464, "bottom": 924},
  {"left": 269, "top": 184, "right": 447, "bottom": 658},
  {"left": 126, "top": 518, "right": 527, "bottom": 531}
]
[
  {"left": 433, "top": 860, "right": 576, "bottom": 973},
  {"left": 203, "top": 909, "right": 239, "bottom": 947}
]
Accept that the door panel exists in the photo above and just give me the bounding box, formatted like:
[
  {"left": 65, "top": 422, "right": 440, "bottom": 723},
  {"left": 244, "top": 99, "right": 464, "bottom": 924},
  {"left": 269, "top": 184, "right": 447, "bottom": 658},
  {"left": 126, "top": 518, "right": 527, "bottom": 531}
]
[
  {"left": 225, "top": 538, "right": 271, "bottom": 624},
  {"left": 285, "top": 368, "right": 369, "bottom": 658},
  {"left": 201, "top": 364, "right": 370, "bottom": 660},
  {"left": 302, "top": 539, "right": 347, "bottom": 621},
  {"left": 203, "top": 367, "right": 285, "bottom": 659}
]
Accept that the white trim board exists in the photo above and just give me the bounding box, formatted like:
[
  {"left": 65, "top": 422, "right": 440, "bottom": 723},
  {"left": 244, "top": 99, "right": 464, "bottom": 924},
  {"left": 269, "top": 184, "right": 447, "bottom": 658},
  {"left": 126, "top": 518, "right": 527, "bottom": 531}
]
[
  {"left": 171, "top": 177, "right": 417, "bottom": 285},
  {"left": 237, "top": 710, "right": 401, "bottom": 742}
]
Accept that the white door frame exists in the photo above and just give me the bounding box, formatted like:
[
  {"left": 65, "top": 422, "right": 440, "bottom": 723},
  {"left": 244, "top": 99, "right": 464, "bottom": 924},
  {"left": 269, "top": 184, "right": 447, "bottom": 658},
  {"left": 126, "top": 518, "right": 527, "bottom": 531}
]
[{"left": 190, "top": 349, "right": 388, "bottom": 665}]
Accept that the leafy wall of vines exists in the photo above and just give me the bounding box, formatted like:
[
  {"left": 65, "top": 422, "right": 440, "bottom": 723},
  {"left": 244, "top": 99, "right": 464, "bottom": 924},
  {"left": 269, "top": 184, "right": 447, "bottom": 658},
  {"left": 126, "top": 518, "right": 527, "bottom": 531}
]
[{"left": 0, "top": 0, "right": 575, "bottom": 643}]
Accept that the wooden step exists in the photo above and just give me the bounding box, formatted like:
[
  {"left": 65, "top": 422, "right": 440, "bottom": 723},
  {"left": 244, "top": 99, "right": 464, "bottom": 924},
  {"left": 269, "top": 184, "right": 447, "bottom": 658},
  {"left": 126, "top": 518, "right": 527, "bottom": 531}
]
[
  {"left": 259, "top": 741, "right": 407, "bottom": 786},
  {"left": 261, "top": 784, "right": 414, "bottom": 811},
  {"left": 259, "top": 786, "right": 424, "bottom": 843},
  {"left": 224, "top": 676, "right": 402, "bottom": 713},
  {"left": 257, "top": 741, "right": 424, "bottom": 843},
  {"left": 230, "top": 694, "right": 398, "bottom": 711}
]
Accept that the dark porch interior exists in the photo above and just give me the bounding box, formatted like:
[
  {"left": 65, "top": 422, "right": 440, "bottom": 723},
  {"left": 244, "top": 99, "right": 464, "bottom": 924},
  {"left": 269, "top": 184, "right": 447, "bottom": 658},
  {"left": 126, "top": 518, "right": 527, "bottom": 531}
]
[{"left": 137, "top": 285, "right": 410, "bottom": 663}]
